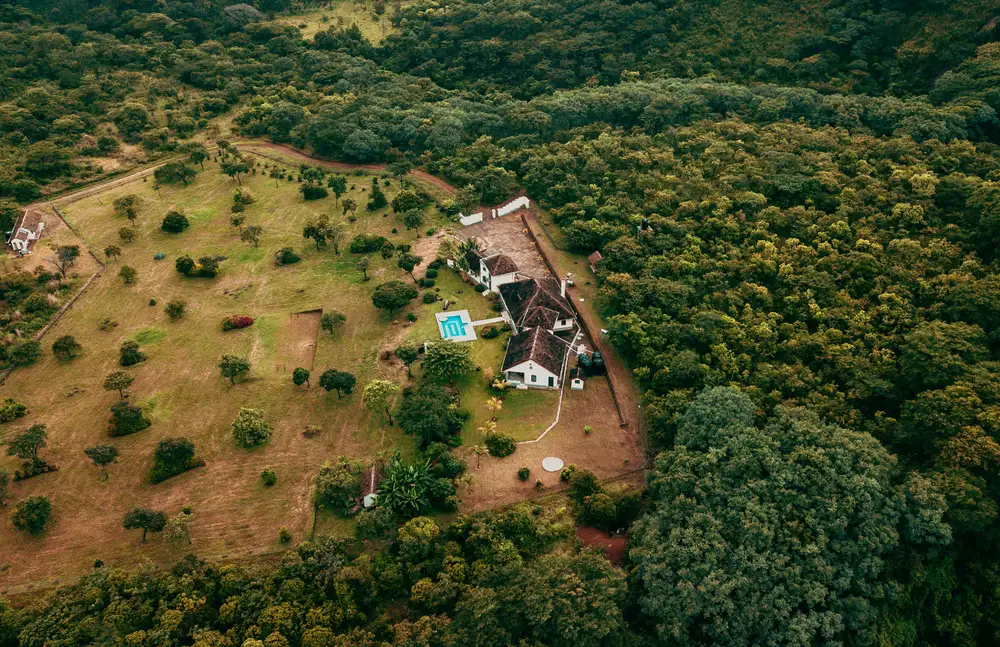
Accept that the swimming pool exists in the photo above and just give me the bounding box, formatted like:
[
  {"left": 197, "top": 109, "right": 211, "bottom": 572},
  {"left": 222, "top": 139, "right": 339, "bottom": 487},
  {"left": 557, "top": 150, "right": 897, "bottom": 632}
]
[
  {"left": 435, "top": 310, "right": 477, "bottom": 342},
  {"left": 440, "top": 315, "right": 467, "bottom": 338}
]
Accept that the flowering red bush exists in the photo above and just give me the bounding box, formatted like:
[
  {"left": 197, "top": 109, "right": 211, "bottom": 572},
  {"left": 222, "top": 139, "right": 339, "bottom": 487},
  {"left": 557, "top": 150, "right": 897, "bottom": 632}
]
[{"left": 222, "top": 314, "right": 254, "bottom": 331}]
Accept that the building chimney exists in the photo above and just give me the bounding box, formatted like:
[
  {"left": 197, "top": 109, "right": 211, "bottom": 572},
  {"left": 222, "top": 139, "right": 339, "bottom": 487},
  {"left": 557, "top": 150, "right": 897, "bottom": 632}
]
[{"left": 560, "top": 279, "right": 567, "bottom": 298}]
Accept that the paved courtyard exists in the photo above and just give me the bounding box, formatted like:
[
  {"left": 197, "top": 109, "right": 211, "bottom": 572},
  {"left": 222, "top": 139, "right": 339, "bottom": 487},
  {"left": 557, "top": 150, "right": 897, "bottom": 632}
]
[{"left": 457, "top": 214, "right": 550, "bottom": 279}]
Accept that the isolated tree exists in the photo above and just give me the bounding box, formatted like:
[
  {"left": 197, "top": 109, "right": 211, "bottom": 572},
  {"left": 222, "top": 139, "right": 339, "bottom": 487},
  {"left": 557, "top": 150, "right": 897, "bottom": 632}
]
[
  {"left": 0, "top": 470, "right": 8, "bottom": 505},
  {"left": 51, "top": 335, "right": 81, "bottom": 360},
  {"left": 118, "top": 227, "right": 136, "bottom": 243},
  {"left": 221, "top": 159, "right": 250, "bottom": 184},
  {"left": 292, "top": 367, "right": 310, "bottom": 387},
  {"left": 302, "top": 215, "right": 331, "bottom": 250},
  {"left": 342, "top": 197, "right": 357, "bottom": 217},
  {"left": 328, "top": 221, "right": 346, "bottom": 254},
  {"left": 314, "top": 460, "right": 361, "bottom": 515},
  {"left": 327, "top": 175, "right": 347, "bottom": 206},
  {"left": 154, "top": 161, "right": 196, "bottom": 186},
  {"left": 164, "top": 509, "right": 193, "bottom": 545},
  {"left": 12, "top": 496, "right": 51, "bottom": 535},
  {"left": 364, "top": 379, "right": 399, "bottom": 425},
  {"left": 397, "top": 253, "right": 422, "bottom": 282},
  {"left": 120, "top": 340, "right": 146, "bottom": 366},
  {"left": 398, "top": 385, "right": 463, "bottom": 447},
  {"left": 371, "top": 280, "right": 418, "bottom": 314},
  {"left": 165, "top": 299, "right": 186, "bottom": 321},
  {"left": 103, "top": 370, "right": 135, "bottom": 399},
  {"left": 150, "top": 437, "right": 198, "bottom": 483},
  {"left": 161, "top": 209, "right": 190, "bottom": 233},
  {"left": 396, "top": 343, "right": 419, "bottom": 378},
  {"left": 356, "top": 257, "right": 370, "bottom": 281},
  {"left": 402, "top": 209, "right": 424, "bottom": 234},
  {"left": 389, "top": 158, "right": 413, "bottom": 183},
  {"left": 486, "top": 396, "right": 503, "bottom": 421},
  {"left": 232, "top": 408, "right": 271, "bottom": 448},
  {"left": 6, "top": 424, "right": 47, "bottom": 464},
  {"left": 219, "top": 355, "right": 250, "bottom": 384},
  {"left": 319, "top": 369, "right": 356, "bottom": 399},
  {"left": 423, "top": 342, "right": 473, "bottom": 383},
  {"left": 113, "top": 194, "right": 141, "bottom": 221},
  {"left": 84, "top": 444, "right": 118, "bottom": 468},
  {"left": 321, "top": 310, "right": 346, "bottom": 334},
  {"left": 241, "top": 225, "right": 263, "bottom": 247},
  {"left": 104, "top": 245, "right": 121, "bottom": 261},
  {"left": 184, "top": 142, "right": 208, "bottom": 169},
  {"left": 49, "top": 244, "right": 80, "bottom": 278},
  {"left": 230, "top": 214, "right": 246, "bottom": 231},
  {"left": 108, "top": 400, "right": 151, "bottom": 437},
  {"left": 123, "top": 508, "right": 167, "bottom": 542},
  {"left": 366, "top": 177, "right": 387, "bottom": 211},
  {"left": 118, "top": 265, "right": 137, "bottom": 284}
]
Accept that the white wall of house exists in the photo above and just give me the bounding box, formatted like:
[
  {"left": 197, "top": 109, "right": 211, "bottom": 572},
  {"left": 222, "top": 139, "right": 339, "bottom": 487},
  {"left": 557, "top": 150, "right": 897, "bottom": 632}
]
[
  {"left": 489, "top": 271, "right": 518, "bottom": 293},
  {"left": 505, "top": 360, "right": 560, "bottom": 389},
  {"left": 553, "top": 317, "right": 574, "bottom": 331}
]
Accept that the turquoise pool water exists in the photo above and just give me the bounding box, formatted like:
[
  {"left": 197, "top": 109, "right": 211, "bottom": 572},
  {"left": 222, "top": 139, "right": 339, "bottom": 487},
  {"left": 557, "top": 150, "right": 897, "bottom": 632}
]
[{"left": 440, "top": 314, "right": 467, "bottom": 338}]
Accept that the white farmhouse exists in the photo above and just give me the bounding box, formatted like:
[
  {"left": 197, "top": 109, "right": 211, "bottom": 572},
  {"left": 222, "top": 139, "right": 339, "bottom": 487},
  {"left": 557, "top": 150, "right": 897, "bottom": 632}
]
[
  {"left": 7, "top": 210, "right": 44, "bottom": 255},
  {"left": 498, "top": 276, "right": 579, "bottom": 389},
  {"left": 502, "top": 326, "right": 566, "bottom": 389},
  {"left": 464, "top": 249, "right": 520, "bottom": 293}
]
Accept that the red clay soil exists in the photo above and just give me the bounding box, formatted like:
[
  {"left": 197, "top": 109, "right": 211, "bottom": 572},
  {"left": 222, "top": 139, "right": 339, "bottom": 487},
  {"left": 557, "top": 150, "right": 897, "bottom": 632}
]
[{"left": 576, "top": 526, "right": 627, "bottom": 564}]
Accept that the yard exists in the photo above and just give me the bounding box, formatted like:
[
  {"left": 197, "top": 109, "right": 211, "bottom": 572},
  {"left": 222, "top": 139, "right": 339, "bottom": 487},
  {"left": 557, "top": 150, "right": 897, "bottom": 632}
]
[{"left": 0, "top": 155, "right": 455, "bottom": 593}]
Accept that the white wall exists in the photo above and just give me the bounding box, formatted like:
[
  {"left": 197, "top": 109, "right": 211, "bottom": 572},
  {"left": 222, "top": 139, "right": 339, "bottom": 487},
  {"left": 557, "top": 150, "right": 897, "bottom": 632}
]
[
  {"left": 496, "top": 196, "right": 530, "bottom": 217},
  {"left": 505, "top": 360, "right": 559, "bottom": 389},
  {"left": 459, "top": 212, "right": 484, "bottom": 226}
]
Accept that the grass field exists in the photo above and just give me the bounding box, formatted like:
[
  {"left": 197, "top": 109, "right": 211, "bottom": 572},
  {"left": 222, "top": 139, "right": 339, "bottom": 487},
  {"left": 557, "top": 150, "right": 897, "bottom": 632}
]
[
  {"left": 0, "top": 155, "right": 462, "bottom": 592},
  {"left": 272, "top": 1, "right": 397, "bottom": 44}
]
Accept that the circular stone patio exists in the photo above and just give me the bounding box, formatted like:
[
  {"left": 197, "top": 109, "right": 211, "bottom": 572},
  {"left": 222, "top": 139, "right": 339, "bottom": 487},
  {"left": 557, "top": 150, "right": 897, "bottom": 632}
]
[{"left": 541, "top": 457, "right": 564, "bottom": 472}]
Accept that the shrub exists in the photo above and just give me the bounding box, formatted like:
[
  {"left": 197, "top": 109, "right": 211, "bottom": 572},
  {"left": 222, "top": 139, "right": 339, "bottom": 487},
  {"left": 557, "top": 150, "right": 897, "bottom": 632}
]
[
  {"left": 165, "top": 299, "right": 186, "bottom": 320},
  {"left": 150, "top": 437, "right": 201, "bottom": 483},
  {"left": 485, "top": 433, "right": 516, "bottom": 458},
  {"left": 8, "top": 340, "right": 42, "bottom": 366},
  {"left": 119, "top": 340, "right": 146, "bottom": 366},
  {"left": 427, "top": 259, "right": 443, "bottom": 270},
  {"left": 406, "top": 312, "right": 417, "bottom": 322},
  {"left": 474, "top": 283, "right": 488, "bottom": 293},
  {"left": 278, "top": 526, "right": 292, "bottom": 543},
  {"left": 153, "top": 252, "right": 166, "bottom": 260},
  {"left": 422, "top": 278, "right": 435, "bottom": 288},
  {"left": 0, "top": 398, "right": 27, "bottom": 423},
  {"left": 422, "top": 292, "right": 437, "bottom": 304},
  {"left": 161, "top": 210, "right": 190, "bottom": 233},
  {"left": 275, "top": 247, "right": 300, "bottom": 265},
  {"left": 108, "top": 400, "right": 151, "bottom": 437},
  {"left": 301, "top": 184, "right": 328, "bottom": 200},
  {"left": 425, "top": 268, "right": 438, "bottom": 279},
  {"left": 518, "top": 467, "right": 531, "bottom": 481},
  {"left": 52, "top": 335, "right": 81, "bottom": 360},
  {"left": 349, "top": 233, "right": 388, "bottom": 254},
  {"left": 12, "top": 495, "right": 51, "bottom": 534},
  {"left": 222, "top": 314, "right": 254, "bottom": 331},
  {"left": 261, "top": 468, "right": 277, "bottom": 486},
  {"left": 481, "top": 325, "right": 500, "bottom": 339},
  {"left": 560, "top": 464, "right": 577, "bottom": 482},
  {"left": 232, "top": 408, "right": 271, "bottom": 448},
  {"left": 148, "top": 298, "right": 157, "bottom": 306}
]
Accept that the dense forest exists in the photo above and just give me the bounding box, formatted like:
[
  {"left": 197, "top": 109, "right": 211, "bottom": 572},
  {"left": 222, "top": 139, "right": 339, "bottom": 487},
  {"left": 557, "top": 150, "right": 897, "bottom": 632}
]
[{"left": 4, "top": 0, "right": 1000, "bottom": 644}]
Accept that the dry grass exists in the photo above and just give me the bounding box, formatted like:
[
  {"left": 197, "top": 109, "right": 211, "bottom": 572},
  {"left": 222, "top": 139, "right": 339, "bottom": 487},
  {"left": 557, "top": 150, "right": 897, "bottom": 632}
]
[
  {"left": 0, "top": 157, "right": 452, "bottom": 594},
  {"left": 272, "top": 1, "right": 398, "bottom": 44}
]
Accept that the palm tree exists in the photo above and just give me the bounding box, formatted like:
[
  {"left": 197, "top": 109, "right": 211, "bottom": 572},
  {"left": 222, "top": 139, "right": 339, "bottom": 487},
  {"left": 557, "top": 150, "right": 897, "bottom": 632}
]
[
  {"left": 469, "top": 445, "right": 488, "bottom": 468},
  {"left": 485, "top": 396, "right": 503, "bottom": 421}
]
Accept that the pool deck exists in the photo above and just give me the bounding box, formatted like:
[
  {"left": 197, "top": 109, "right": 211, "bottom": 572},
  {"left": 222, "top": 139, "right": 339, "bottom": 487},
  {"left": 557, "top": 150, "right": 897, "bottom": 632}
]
[{"left": 435, "top": 310, "right": 477, "bottom": 342}]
